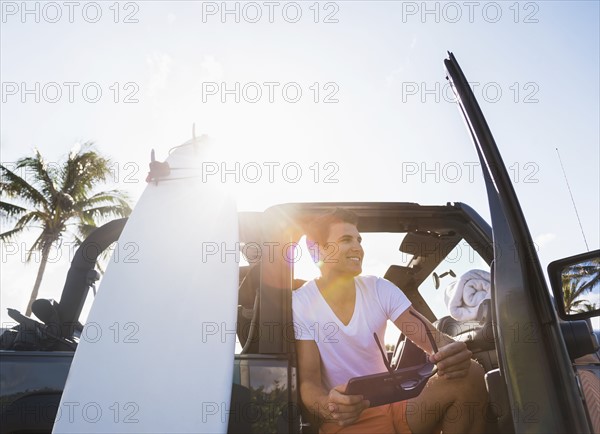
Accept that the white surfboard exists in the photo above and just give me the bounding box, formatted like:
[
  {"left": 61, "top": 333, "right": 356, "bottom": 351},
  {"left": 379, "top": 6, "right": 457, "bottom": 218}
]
[{"left": 53, "top": 137, "right": 239, "bottom": 433}]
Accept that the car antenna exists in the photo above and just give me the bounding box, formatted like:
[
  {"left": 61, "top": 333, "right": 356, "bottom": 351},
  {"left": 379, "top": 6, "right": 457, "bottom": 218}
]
[{"left": 556, "top": 147, "right": 589, "bottom": 252}]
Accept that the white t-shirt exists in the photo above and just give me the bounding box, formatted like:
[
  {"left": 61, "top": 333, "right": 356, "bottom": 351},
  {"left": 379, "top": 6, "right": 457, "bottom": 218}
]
[{"left": 292, "top": 275, "right": 411, "bottom": 391}]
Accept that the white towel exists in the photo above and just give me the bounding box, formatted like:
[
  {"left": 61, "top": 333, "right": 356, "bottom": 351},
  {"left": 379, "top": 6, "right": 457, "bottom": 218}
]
[{"left": 444, "top": 269, "right": 491, "bottom": 321}]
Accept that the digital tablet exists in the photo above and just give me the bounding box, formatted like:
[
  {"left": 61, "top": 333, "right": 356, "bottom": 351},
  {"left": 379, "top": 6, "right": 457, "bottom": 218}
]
[
  {"left": 345, "top": 362, "right": 437, "bottom": 408},
  {"left": 347, "top": 311, "right": 439, "bottom": 408}
]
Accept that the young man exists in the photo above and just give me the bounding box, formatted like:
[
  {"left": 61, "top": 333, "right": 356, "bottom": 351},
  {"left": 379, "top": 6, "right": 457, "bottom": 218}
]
[{"left": 293, "top": 209, "right": 488, "bottom": 433}]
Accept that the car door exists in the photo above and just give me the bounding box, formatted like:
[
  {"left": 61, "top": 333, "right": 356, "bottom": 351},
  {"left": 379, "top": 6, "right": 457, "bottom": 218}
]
[{"left": 444, "top": 53, "right": 591, "bottom": 433}]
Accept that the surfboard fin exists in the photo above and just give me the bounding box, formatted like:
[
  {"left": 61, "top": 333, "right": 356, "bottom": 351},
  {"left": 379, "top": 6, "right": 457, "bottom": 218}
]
[{"left": 146, "top": 148, "right": 171, "bottom": 184}]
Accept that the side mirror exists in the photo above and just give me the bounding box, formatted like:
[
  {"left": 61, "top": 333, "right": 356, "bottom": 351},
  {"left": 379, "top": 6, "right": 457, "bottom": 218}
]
[{"left": 548, "top": 249, "right": 600, "bottom": 321}]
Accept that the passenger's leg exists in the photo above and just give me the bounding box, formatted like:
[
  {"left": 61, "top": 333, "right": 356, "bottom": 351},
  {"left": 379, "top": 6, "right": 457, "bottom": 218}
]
[
  {"left": 405, "top": 360, "right": 487, "bottom": 434},
  {"left": 319, "top": 405, "right": 395, "bottom": 434}
]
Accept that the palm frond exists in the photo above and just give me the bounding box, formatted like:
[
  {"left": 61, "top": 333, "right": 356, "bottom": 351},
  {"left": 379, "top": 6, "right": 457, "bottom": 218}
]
[
  {"left": 0, "top": 211, "right": 45, "bottom": 242},
  {"left": 76, "top": 190, "right": 132, "bottom": 209},
  {"left": 74, "top": 212, "right": 96, "bottom": 228},
  {"left": 1, "top": 201, "right": 29, "bottom": 219},
  {"left": 14, "top": 150, "right": 59, "bottom": 202},
  {"left": 571, "top": 300, "right": 598, "bottom": 313},
  {"left": 0, "top": 226, "right": 28, "bottom": 242},
  {"left": 61, "top": 144, "right": 113, "bottom": 201},
  {"left": 82, "top": 205, "right": 132, "bottom": 221},
  {"left": 0, "top": 164, "right": 49, "bottom": 210},
  {"left": 74, "top": 223, "right": 99, "bottom": 241}
]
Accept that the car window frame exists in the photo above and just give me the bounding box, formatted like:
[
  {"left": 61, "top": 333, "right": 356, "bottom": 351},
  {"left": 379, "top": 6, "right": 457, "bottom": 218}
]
[{"left": 444, "top": 52, "right": 591, "bottom": 433}]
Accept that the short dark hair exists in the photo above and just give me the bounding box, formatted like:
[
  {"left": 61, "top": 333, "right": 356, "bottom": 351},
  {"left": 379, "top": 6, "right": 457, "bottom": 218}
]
[{"left": 306, "top": 208, "right": 359, "bottom": 247}]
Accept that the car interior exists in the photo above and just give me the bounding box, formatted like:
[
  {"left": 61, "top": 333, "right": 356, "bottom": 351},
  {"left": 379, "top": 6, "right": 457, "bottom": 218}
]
[
  {"left": 234, "top": 202, "right": 599, "bottom": 433},
  {"left": 234, "top": 202, "right": 506, "bottom": 432}
]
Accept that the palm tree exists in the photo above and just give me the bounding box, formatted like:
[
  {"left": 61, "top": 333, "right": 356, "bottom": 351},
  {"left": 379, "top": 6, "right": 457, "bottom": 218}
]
[
  {"left": 0, "top": 144, "right": 131, "bottom": 316},
  {"left": 562, "top": 259, "right": 600, "bottom": 314}
]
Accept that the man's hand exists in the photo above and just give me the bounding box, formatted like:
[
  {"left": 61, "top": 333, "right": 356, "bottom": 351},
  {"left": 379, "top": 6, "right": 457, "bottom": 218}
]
[
  {"left": 430, "top": 341, "right": 472, "bottom": 379},
  {"left": 326, "top": 384, "right": 370, "bottom": 427}
]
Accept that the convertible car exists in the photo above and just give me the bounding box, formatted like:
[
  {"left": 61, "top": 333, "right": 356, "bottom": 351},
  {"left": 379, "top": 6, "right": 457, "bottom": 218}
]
[{"left": 1, "top": 53, "right": 598, "bottom": 433}]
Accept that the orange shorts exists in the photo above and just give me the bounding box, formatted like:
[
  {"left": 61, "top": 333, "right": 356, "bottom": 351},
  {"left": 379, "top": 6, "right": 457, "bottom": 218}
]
[{"left": 319, "top": 401, "right": 412, "bottom": 434}]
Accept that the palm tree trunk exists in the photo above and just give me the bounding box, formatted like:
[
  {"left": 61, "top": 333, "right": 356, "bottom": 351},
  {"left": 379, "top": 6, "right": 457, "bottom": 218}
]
[{"left": 25, "top": 244, "right": 52, "bottom": 317}]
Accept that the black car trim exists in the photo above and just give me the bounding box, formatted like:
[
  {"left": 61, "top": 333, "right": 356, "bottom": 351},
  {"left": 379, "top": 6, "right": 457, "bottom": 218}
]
[{"left": 444, "top": 52, "right": 591, "bottom": 433}]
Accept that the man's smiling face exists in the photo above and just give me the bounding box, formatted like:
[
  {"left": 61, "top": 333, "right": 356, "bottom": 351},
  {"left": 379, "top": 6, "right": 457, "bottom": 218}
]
[{"left": 319, "top": 222, "right": 364, "bottom": 278}]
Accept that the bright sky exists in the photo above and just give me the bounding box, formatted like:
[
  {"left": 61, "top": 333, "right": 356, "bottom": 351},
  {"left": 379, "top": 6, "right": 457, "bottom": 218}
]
[{"left": 1, "top": 1, "right": 599, "bottom": 334}]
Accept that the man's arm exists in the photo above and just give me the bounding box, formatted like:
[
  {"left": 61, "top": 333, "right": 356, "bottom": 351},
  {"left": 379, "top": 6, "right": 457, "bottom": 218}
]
[
  {"left": 394, "top": 306, "right": 472, "bottom": 379},
  {"left": 296, "top": 339, "right": 369, "bottom": 427}
]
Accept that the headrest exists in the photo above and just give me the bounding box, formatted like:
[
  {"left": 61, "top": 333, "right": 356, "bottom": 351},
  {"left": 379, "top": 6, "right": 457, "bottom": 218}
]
[
  {"left": 400, "top": 232, "right": 456, "bottom": 257},
  {"left": 384, "top": 265, "right": 416, "bottom": 290}
]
